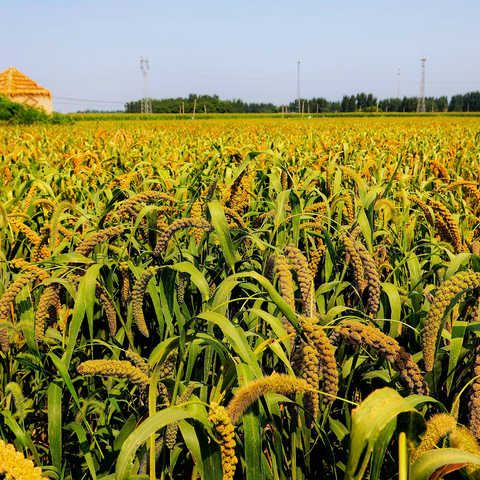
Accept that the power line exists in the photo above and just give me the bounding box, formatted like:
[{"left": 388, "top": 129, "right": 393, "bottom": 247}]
[
  {"left": 53, "top": 96, "right": 125, "bottom": 104},
  {"left": 52, "top": 77, "right": 480, "bottom": 107},
  {"left": 150, "top": 71, "right": 480, "bottom": 84}
]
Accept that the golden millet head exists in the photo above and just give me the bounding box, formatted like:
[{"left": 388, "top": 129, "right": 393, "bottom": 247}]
[{"left": 423, "top": 271, "right": 480, "bottom": 371}]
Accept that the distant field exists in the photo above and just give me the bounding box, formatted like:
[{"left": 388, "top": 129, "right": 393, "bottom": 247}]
[
  {"left": 2, "top": 116, "right": 480, "bottom": 479},
  {"left": 68, "top": 110, "right": 480, "bottom": 121}
]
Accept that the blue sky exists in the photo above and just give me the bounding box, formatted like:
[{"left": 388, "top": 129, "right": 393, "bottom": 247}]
[{"left": 2, "top": 0, "right": 479, "bottom": 112}]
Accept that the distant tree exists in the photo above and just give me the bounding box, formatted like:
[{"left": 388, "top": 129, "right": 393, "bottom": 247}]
[
  {"left": 425, "top": 97, "right": 437, "bottom": 112},
  {"left": 391, "top": 98, "right": 402, "bottom": 112},
  {"left": 379, "top": 98, "right": 402, "bottom": 112},
  {"left": 402, "top": 96, "right": 418, "bottom": 112},
  {"left": 330, "top": 101, "right": 341, "bottom": 113},
  {"left": 356, "top": 93, "right": 367, "bottom": 111},
  {"left": 125, "top": 91, "right": 480, "bottom": 115},
  {"left": 449, "top": 95, "right": 465, "bottom": 112},
  {"left": 366, "top": 93, "right": 377, "bottom": 108},
  {"left": 341, "top": 95, "right": 356, "bottom": 112},
  {"left": 298, "top": 97, "right": 330, "bottom": 114},
  {"left": 125, "top": 100, "right": 141, "bottom": 113},
  {"left": 464, "top": 92, "right": 480, "bottom": 111},
  {"left": 436, "top": 96, "right": 448, "bottom": 111}
]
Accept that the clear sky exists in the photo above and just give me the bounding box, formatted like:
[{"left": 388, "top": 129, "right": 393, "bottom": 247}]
[{"left": 2, "top": 0, "right": 480, "bottom": 112}]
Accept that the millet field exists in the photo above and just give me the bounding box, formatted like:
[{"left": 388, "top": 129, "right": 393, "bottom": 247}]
[{"left": 1, "top": 116, "right": 480, "bottom": 479}]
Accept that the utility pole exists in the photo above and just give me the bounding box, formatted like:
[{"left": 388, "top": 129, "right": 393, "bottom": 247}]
[
  {"left": 140, "top": 57, "right": 152, "bottom": 114},
  {"left": 297, "top": 59, "right": 301, "bottom": 114},
  {"left": 192, "top": 98, "right": 197, "bottom": 119},
  {"left": 416, "top": 56, "right": 428, "bottom": 113}
]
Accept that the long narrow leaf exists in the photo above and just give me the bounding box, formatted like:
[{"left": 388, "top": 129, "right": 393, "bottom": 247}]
[
  {"left": 208, "top": 201, "right": 236, "bottom": 272},
  {"left": 115, "top": 408, "right": 201, "bottom": 480},
  {"left": 48, "top": 380, "right": 63, "bottom": 472}
]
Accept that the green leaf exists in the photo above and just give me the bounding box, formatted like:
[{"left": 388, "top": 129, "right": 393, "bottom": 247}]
[
  {"left": 405, "top": 395, "right": 448, "bottom": 412},
  {"left": 446, "top": 321, "right": 468, "bottom": 395},
  {"left": 380, "top": 153, "right": 402, "bottom": 200},
  {"left": 48, "top": 380, "right": 63, "bottom": 472},
  {"left": 324, "top": 305, "right": 350, "bottom": 324},
  {"left": 248, "top": 308, "right": 289, "bottom": 354},
  {"left": 381, "top": 282, "right": 402, "bottom": 338},
  {"left": 65, "top": 274, "right": 86, "bottom": 365},
  {"left": 39, "top": 253, "right": 95, "bottom": 265},
  {"left": 411, "top": 448, "right": 480, "bottom": 480},
  {"left": 231, "top": 271, "right": 306, "bottom": 343},
  {"left": 16, "top": 285, "right": 37, "bottom": 354},
  {"left": 344, "top": 387, "right": 425, "bottom": 480},
  {"left": 84, "top": 263, "right": 103, "bottom": 341},
  {"left": 357, "top": 209, "right": 373, "bottom": 254},
  {"left": 274, "top": 190, "right": 291, "bottom": 245},
  {"left": 135, "top": 263, "right": 165, "bottom": 338},
  {"left": 98, "top": 414, "right": 137, "bottom": 474},
  {"left": 1, "top": 410, "right": 40, "bottom": 466},
  {"left": 197, "top": 312, "right": 261, "bottom": 376},
  {"left": 115, "top": 407, "right": 201, "bottom": 480},
  {"left": 178, "top": 420, "right": 206, "bottom": 480},
  {"left": 445, "top": 253, "right": 472, "bottom": 280},
  {"left": 397, "top": 411, "right": 426, "bottom": 449},
  {"left": 169, "top": 262, "right": 210, "bottom": 301},
  {"left": 50, "top": 352, "right": 84, "bottom": 415},
  {"left": 222, "top": 152, "right": 260, "bottom": 191},
  {"left": 289, "top": 190, "right": 301, "bottom": 246},
  {"left": 191, "top": 422, "right": 223, "bottom": 480},
  {"left": 329, "top": 417, "right": 349, "bottom": 443},
  {"left": 212, "top": 277, "right": 240, "bottom": 317},
  {"left": 370, "top": 419, "right": 396, "bottom": 480},
  {"left": 208, "top": 201, "right": 236, "bottom": 272},
  {"left": 237, "top": 364, "right": 262, "bottom": 480},
  {"left": 65, "top": 422, "right": 98, "bottom": 480}
]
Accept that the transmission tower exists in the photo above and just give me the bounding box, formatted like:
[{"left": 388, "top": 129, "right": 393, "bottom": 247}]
[
  {"left": 140, "top": 57, "right": 152, "bottom": 114},
  {"left": 416, "top": 56, "right": 428, "bottom": 113},
  {"left": 297, "top": 60, "right": 301, "bottom": 113}
]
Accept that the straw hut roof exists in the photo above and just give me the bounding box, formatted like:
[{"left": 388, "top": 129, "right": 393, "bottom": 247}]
[{"left": 0, "top": 67, "right": 51, "bottom": 98}]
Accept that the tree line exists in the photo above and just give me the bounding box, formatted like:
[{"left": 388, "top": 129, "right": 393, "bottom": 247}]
[
  {"left": 125, "top": 94, "right": 278, "bottom": 114},
  {"left": 121, "top": 91, "right": 480, "bottom": 114},
  {"left": 290, "top": 94, "right": 449, "bottom": 113}
]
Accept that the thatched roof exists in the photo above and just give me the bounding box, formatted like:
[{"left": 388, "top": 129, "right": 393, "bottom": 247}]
[{"left": 0, "top": 67, "right": 51, "bottom": 98}]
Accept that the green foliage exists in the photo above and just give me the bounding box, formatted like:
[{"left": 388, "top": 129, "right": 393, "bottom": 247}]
[
  {"left": 449, "top": 91, "right": 480, "bottom": 112},
  {"left": 0, "top": 94, "right": 72, "bottom": 124},
  {"left": 345, "top": 388, "right": 425, "bottom": 480},
  {"left": 125, "top": 93, "right": 279, "bottom": 114}
]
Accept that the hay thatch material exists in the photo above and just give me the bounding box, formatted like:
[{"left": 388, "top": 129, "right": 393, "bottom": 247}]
[{"left": 0, "top": 67, "right": 51, "bottom": 98}]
